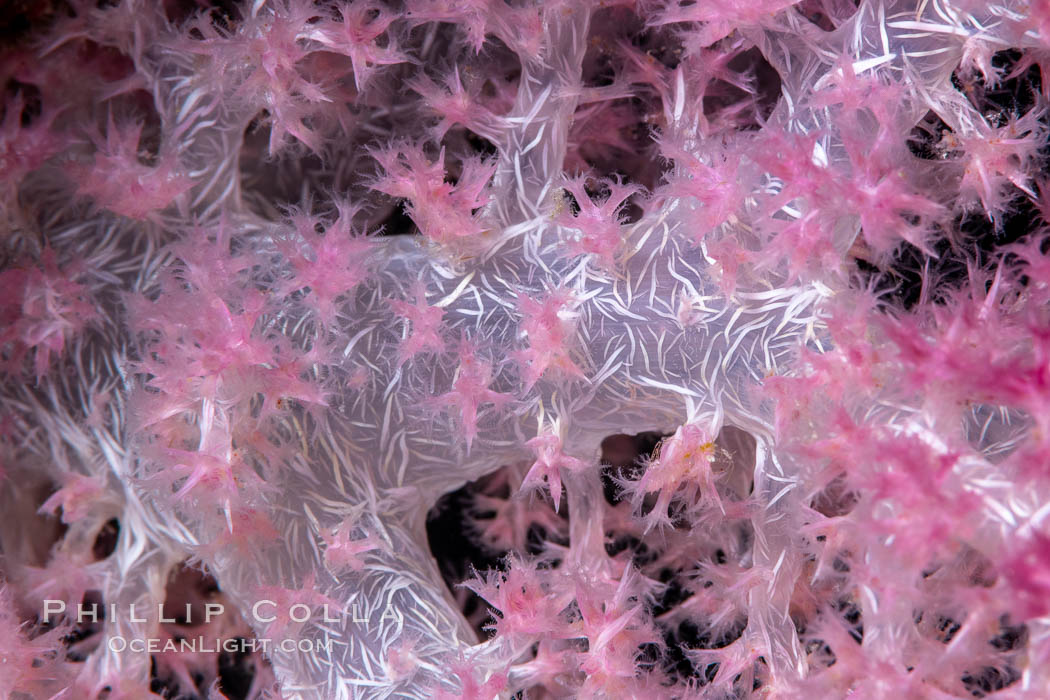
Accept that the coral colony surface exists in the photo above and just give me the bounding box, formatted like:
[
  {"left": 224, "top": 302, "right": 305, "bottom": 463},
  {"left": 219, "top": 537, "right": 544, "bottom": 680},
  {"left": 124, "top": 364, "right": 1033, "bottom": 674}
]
[{"left": 4, "top": 0, "right": 1050, "bottom": 698}]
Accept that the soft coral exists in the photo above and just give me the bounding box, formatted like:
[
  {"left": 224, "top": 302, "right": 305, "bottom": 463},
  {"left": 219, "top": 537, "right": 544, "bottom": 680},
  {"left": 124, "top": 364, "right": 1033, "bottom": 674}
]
[
  {"left": 0, "top": 245, "right": 97, "bottom": 378},
  {"left": 521, "top": 420, "right": 588, "bottom": 513},
  {"left": 465, "top": 555, "right": 574, "bottom": 641},
  {"left": 315, "top": 1, "right": 409, "bottom": 90},
  {"left": 555, "top": 176, "right": 641, "bottom": 268},
  {"left": 513, "top": 288, "right": 584, "bottom": 392},
  {"left": 619, "top": 422, "right": 719, "bottom": 532},
  {"left": 175, "top": 0, "right": 332, "bottom": 155},
  {"left": 389, "top": 281, "right": 446, "bottom": 365},
  {"left": 370, "top": 144, "right": 495, "bottom": 247},
  {"left": 572, "top": 565, "right": 664, "bottom": 696},
  {"left": 276, "top": 201, "right": 375, "bottom": 328},
  {"left": 0, "top": 586, "right": 72, "bottom": 698},
  {"left": 410, "top": 68, "right": 504, "bottom": 142},
  {"left": 69, "top": 117, "right": 191, "bottom": 221},
  {"left": 946, "top": 108, "right": 1046, "bottom": 224},
  {"left": 432, "top": 336, "right": 513, "bottom": 449}
]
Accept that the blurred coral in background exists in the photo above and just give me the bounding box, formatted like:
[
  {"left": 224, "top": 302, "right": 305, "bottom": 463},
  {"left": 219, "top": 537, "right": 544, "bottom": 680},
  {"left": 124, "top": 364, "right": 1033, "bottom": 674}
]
[{"left": 2, "top": 0, "right": 1050, "bottom": 698}]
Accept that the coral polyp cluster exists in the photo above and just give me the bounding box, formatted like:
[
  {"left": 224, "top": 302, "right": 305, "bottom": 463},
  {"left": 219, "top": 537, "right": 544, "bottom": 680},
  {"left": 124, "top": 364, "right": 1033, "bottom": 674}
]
[{"left": 1, "top": 0, "right": 1050, "bottom": 698}]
